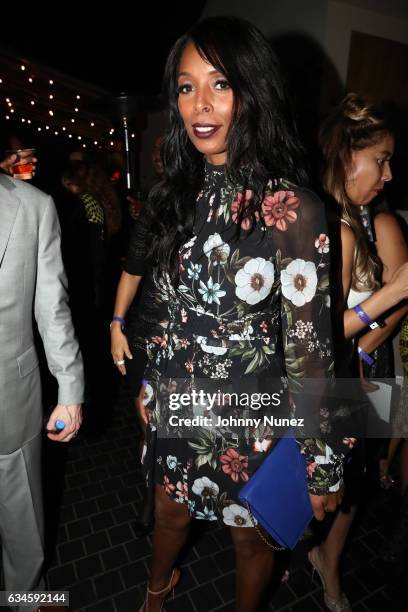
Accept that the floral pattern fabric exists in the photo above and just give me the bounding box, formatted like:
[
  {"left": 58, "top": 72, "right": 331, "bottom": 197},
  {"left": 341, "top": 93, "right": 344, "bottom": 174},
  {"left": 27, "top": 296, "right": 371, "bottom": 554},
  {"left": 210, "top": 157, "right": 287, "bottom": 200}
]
[{"left": 139, "top": 162, "right": 348, "bottom": 526}]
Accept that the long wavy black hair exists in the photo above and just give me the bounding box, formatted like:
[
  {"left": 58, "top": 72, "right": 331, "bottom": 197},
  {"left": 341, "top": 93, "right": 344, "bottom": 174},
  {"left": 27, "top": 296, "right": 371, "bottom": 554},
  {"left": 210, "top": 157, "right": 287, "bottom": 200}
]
[{"left": 147, "top": 16, "right": 308, "bottom": 280}]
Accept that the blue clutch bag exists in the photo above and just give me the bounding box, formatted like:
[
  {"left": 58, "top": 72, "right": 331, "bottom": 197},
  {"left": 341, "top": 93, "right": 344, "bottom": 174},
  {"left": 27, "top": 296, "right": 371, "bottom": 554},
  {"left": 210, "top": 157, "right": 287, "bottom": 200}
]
[{"left": 239, "top": 434, "right": 313, "bottom": 549}]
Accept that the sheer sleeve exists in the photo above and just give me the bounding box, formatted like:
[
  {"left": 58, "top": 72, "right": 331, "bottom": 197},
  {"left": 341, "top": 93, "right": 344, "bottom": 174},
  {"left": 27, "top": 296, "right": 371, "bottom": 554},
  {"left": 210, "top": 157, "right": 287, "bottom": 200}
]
[
  {"left": 123, "top": 206, "right": 170, "bottom": 371},
  {"left": 270, "top": 182, "right": 346, "bottom": 494},
  {"left": 123, "top": 207, "right": 151, "bottom": 276}
]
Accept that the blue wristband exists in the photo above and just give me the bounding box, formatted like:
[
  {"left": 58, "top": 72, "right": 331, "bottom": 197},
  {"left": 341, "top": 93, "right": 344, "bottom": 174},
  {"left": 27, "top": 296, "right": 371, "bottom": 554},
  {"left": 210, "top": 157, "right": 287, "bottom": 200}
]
[
  {"left": 353, "top": 304, "right": 372, "bottom": 326},
  {"left": 357, "top": 346, "right": 375, "bottom": 365},
  {"left": 353, "top": 304, "right": 381, "bottom": 329},
  {"left": 111, "top": 316, "right": 125, "bottom": 327}
]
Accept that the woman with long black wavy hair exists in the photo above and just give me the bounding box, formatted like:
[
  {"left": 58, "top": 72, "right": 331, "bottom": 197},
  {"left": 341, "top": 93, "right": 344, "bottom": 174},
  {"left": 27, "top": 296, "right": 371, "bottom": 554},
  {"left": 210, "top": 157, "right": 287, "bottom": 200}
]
[{"left": 112, "top": 16, "right": 349, "bottom": 612}]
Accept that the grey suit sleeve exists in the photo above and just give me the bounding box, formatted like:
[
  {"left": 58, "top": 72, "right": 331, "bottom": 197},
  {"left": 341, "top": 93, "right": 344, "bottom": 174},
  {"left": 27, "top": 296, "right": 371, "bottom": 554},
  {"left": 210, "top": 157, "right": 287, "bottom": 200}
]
[{"left": 34, "top": 196, "right": 84, "bottom": 404}]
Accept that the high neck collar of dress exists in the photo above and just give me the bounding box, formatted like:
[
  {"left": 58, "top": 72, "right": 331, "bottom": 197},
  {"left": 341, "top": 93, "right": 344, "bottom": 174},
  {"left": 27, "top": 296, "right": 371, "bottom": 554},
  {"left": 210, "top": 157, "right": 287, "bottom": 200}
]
[{"left": 204, "top": 159, "right": 226, "bottom": 176}]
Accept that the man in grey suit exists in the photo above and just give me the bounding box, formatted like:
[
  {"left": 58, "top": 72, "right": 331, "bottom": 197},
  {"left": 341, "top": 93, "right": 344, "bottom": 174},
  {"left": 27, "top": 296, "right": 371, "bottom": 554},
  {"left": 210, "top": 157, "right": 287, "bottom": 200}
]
[{"left": 0, "top": 153, "right": 84, "bottom": 611}]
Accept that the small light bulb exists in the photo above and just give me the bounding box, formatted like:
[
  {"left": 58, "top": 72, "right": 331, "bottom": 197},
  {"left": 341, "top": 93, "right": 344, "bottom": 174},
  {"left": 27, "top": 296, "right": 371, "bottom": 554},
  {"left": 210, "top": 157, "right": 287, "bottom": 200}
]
[
  {"left": 28, "top": 77, "right": 33, "bottom": 83},
  {"left": 71, "top": 118, "right": 75, "bottom": 123},
  {"left": 54, "top": 131, "right": 58, "bottom": 135},
  {"left": 45, "top": 125, "right": 49, "bottom": 130},
  {"left": 90, "top": 122, "right": 95, "bottom": 127},
  {"left": 62, "top": 126, "right": 66, "bottom": 131},
  {"left": 77, "top": 135, "right": 82, "bottom": 140},
  {"left": 30, "top": 100, "right": 35, "bottom": 105},
  {"left": 76, "top": 95, "right": 80, "bottom": 100},
  {"left": 37, "top": 127, "right": 42, "bottom": 131},
  {"left": 49, "top": 94, "right": 54, "bottom": 100},
  {"left": 49, "top": 79, "right": 53, "bottom": 85},
  {"left": 74, "top": 107, "right": 79, "bottom": 112},
  {"left": 21, "top": 65, "right": 26, "bottom": 71},
  {"left": 49, "top": 110, "right": 54, "bottom": 116}
]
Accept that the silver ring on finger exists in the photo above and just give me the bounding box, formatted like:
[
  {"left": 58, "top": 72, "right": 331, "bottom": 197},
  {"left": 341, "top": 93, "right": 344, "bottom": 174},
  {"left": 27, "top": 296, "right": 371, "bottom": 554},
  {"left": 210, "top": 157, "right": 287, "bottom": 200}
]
[{"left": 115, "top": 359, "right": 125, "bottom": 366}]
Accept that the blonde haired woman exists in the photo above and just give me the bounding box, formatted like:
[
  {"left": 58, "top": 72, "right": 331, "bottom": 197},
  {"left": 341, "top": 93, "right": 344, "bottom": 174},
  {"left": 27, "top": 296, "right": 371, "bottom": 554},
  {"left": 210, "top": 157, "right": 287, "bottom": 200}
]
[{"left": 310, "top": 93, "right": 408, "bottom": 611}]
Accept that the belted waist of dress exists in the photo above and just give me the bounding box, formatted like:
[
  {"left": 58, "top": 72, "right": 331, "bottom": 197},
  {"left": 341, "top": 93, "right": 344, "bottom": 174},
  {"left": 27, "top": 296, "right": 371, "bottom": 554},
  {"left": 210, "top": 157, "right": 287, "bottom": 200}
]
[
  {"left": 171, "top": 332, "right": 278, "bottom": 349},
  {"left": 172, "top": 295, "right": 280, "bottom": 326},
  {"left": 164, "top": 303, "right": 280, "bottom": 349}
]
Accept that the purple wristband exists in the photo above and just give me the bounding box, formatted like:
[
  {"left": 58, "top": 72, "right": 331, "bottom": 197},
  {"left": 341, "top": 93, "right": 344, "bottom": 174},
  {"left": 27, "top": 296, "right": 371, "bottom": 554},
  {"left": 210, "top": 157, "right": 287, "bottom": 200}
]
[
  {"left": 353, "top": 304, "right": 372, "bottom": 327},
  {"left": 357, "top": 346, "right": 375, "bottom": 366},
  {"left": 111, "top": 316, "right": 125, "bottom": 327}
]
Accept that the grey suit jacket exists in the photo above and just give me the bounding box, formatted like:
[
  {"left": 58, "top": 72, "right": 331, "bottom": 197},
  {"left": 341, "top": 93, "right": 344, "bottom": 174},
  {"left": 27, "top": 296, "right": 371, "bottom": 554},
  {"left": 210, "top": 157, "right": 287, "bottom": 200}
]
[{"left": 0, "top": 174, "right": 84, "bottom": 455}]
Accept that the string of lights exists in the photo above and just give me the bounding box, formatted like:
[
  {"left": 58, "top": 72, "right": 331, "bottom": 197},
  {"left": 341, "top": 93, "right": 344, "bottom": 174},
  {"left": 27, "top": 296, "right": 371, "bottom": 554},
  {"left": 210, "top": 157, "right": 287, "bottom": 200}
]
[{"left": 0, "top": 50, "right": 138, "bottom": 148}]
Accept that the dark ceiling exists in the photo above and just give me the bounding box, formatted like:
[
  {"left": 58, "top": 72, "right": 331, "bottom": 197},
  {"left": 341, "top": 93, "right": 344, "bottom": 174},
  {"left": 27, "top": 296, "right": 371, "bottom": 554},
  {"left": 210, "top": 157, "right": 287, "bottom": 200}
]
[{"left": 1, "top": 3, "right": 206, "bottom": 95}]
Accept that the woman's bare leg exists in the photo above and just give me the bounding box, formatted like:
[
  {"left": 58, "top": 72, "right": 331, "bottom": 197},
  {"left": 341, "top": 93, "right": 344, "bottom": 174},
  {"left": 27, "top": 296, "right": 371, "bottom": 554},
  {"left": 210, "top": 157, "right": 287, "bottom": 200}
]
[
  {"left": 144, "top": 484, "right": 192, "bottom": 611},
  {"left": 230, "top": 526, "right": 274, "bottom": 612},
  {"left": 311, "top": 507, "right": 356, "bottom": 599},
  {"left": 380, "top": 438, "right": 401, "bottom": 488}
]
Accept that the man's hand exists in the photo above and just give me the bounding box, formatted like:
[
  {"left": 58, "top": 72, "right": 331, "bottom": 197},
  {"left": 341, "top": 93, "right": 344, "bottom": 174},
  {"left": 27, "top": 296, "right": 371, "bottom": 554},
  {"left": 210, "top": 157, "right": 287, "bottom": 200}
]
[
  {"left": 0, "top": 153, "right": 18, "bottom": 174},
  {"left": 0, "top": 150, "right": 37, "bottom": 176},
  {"left": 309, "top": 489, "right": 344, "bottom": 521},
  {"left": 46, "top": 404, "right": 82, "bottom": 442}
]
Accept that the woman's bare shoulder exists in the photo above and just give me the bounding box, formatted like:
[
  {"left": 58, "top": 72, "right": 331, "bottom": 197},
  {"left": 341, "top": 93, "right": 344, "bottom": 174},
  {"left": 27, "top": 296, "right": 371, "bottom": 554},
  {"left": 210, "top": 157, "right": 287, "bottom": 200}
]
[{"left": 374, "top": 211, "right": 401, "bottom": 238}]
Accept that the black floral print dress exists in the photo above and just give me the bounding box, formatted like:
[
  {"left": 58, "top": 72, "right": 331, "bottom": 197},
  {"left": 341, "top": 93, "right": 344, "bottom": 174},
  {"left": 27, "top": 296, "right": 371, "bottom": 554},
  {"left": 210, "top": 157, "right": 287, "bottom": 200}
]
[{"left": 134, "top": 161, "right": 348, "bottom": 528}]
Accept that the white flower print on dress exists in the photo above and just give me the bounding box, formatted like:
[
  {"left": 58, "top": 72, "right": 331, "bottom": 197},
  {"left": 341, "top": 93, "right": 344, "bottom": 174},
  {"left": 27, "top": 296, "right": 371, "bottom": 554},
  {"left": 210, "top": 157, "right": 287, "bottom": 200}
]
[
  {"left": 207, "top": 192, "right": 216, "bottom": 223},
  {"left": 166, "top": 455, "right": 178, "bottom": 471},
  {"left": 287, "top": 320, "right": 314, "bottom": 340},
  {"left": 229, "top": 325, "right": 254, "bottom": 341},
  {"left": 196, "top": 336, "right": 228, "bottom": 356},
  {"left": 192, "top": 476, "right": 220, "bottom": 499},
  {"left": 187, "top": 262, "right": 202, "bottom": 281},
  {"left": 198, "top": 277, "right": 226, "bottom": 305},
  {"left": 253, "top": 438, "right": 273, "bottom": 452},
  {"left": 204, "top": 345, "right": 228, "bottom": 356},
  {"left": 235, "top": 258, "right": 275, "bottom": 305},
  {"left": 203, "top": 233, "right": 230, "bottom": 266},
  {"left": 196, "top": 507, "right": 218, "bottom": 520},
  {"left": 183, "top": 236, "right": 197, "bottom": 251},
  {"left": 222, "top": 503, "right": 253, "bottom": 527},
  {"left": 142, "top": 383, "right": 154, "bottom": 406},
  {"left": 281, "top": 259, "right": 317, "bottom": 307}
]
